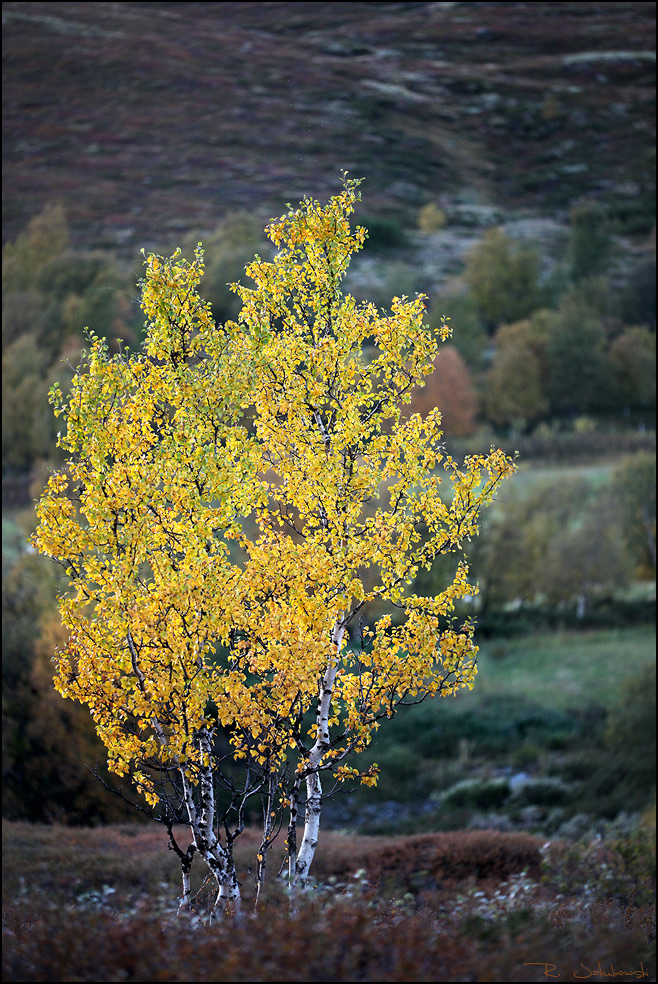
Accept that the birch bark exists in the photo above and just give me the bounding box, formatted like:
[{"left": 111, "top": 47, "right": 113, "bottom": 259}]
[
  {"left": 293, "top": 620, "right": 345, "bottom": 887},
  {"left": 181, "top": 731, "right": 242, "bottom": 915},
  {"left": 128, "top": 630, "right": 241, "bottom": 913}
]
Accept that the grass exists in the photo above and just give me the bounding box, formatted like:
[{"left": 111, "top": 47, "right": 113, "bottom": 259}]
[
  {"left": 511, "top": 460, "right": 616, "bottom": 493},
  {"left": 474, "top": 625, "right": 656, "bottom": 711}
]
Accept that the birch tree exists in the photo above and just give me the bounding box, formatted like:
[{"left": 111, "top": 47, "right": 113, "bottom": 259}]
[
  {"left": 32, "top": 176, "right": 515, "bottom": 914},
  {"left": 230, "top": 178, "right": 516, "bottom": 889},
  {"left": 32, "top": 248, "right": 266, "bottom": 913}
]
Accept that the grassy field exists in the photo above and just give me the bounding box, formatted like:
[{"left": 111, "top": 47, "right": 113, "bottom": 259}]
[
  {"left": 475, "top": 625, "right": 655, "bottom": 710},
  {"left": 510, "top": 459, "right": 617, "bottom": 493}
]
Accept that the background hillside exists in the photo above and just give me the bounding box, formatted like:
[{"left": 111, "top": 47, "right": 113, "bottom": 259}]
[{"left": 3, "top": 1, "right": 656, "bottom": 257}]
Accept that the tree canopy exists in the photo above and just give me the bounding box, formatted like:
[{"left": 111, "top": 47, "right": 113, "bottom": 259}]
[{"left": 32, "top": 177, "right": 516, "bottom": 915}]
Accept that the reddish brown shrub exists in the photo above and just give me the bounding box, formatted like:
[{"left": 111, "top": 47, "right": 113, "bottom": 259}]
[
  {"left": 426, "top": 830, "right": 543, "bottom": 882},
  {"left": 3, "top": 896, "right": 654, "bottom": 983},
  {"left": 311, "top": 830, "right": 543, "bottom": 894}
]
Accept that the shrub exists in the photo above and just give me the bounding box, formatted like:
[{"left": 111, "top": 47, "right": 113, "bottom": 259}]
[
  {"left": 511, "top": 777, "right": 573, "bottom": 808},
  {"left": 306, "top": 830, "right": 543, "bottom": 895},
  {"left": 560, "top": 751, "right": 655, "bottom": 820},
  {"left": 417, "top": 202, "right": 447, "bottom": 233},
  {"left": 544, "top": 810, "right": 656, "bottom": 907},
  {"left": 360, "top": 214, "right": 409, "bottom": 252},
  {"left": 2, "top": 824, "right": 653, "bottom": 982},
  {"left": 461, "top": 828, "right": 540, "bottom": 879},
  {"left": 442, "top": 778, "right": 511, "bottom": 811},
  {"left": 5, "top": 896, "right": 653, "bottom": 983}
]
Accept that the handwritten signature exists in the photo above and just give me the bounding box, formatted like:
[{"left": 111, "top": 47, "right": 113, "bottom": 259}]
[{"left": 524, "top": 962, "right": 649, "bottom": 980}]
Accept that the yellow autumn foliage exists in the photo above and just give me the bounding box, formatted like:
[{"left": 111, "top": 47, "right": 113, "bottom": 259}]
[{"left": 32, "top": 175, "right": 515, "bottom": 813}]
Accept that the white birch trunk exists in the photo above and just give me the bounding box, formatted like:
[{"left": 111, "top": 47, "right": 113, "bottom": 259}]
[
  {"left": 255, "top": 772, "right": 276, "bottom": 907},
  {"left": 286, "top": 777, "right": 301, "bottom": 888},
  {"left": 178, "top": 867, "right": 192, "bottom": 914},
  {"left": 127, "top": 630, "right": 241, "bottom": 914},
  {"left": 290, "top": 412, "right": 343, "bottom": 889},
  {"left": 180, "top": 734, "right": 242, "bottom": 916},
  {"left": 293, "top": 620, "right": 345, "bottom": 887}
]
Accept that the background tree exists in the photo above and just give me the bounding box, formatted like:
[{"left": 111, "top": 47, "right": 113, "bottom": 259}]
[
  {"left": 547, "top": 295, "right": 614, "bottom": 417},
  {"left": 407, "top": 345, "right": 477, "bottom": 437},
  {"left": 607, "top": 327, "right": 656, "bottom": 413},
  {"left": 463, "top": 228, "right": 543, "bottom": 332},
  {"left": 567, "top": 200, "right": 612, "bottom": 283},
  {"left": 2, "top": 202, "right": 70, "bottom": 294},
  {"left": 2, "top": 205, "right": 140, "bottom": 476},
  {"left": 466, "top": 476, "right": 630, "bottom": 615},
  {"left": 484, "top": 313, "right": 551, "bottom": 430},
  {"left": 2, "top": 553, "right": 57, "bottom": 818},
  {"left": 181, "top": 211, "right": 269, "bottom": 326},
  {"left": 417, "top": 201, "right": 447, "bottom": 233},
  {"left": 426, "top": 283, "right": 487, "bottom": 370},
  {"left": 537, "top": 488, "right": 631, "bottom": 617},
  {"left": 619, "top": 254, "right": 656, "bottom": 331},
  {"left": 2, "top": 336, "right": 53, "bottom": 471},
  {"left": 32, "top": 179, "right": 516, "bottom": 914},
  {"left": 21, "top": 612, "right": 140, "bottom": 823},
  {"left": 611, "top": 452, "right": 657, "bottom": 577}
]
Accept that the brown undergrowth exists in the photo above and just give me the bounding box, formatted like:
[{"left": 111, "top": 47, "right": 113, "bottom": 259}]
[{"left": 3, "top": 821, "right": 655, "bottom": 981}]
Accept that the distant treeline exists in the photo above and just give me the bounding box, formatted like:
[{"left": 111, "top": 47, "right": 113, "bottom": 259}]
[{"left": 2, "top": 199, "right": 656, "bottom": 483}]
